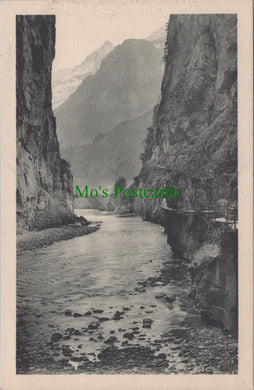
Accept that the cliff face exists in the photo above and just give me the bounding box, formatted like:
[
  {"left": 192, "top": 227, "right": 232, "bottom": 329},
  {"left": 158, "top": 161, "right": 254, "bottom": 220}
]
[
  {"left": 134, "top": 15, "right": 238, "bottom": 333},
  {"left": 163, "top": 208, "right": 238, "bottom": 333},
  {"left": 16, "top": 15, "right": 74, "bottom": 232},
  {"left": 52, "top": 41, "right": 115, "bottom": 109},
  {"left": 163, "top": 209, "right": 218, "bottom": 258},
  {"left": 136, "top": 15, "right": 237, "bottom": 218}
]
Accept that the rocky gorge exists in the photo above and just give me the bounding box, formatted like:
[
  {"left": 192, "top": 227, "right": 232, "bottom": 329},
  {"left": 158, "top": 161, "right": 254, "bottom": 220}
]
[
  {"left": 16, "top": 13, "right": 238, "bottom": 375},
  {"left": 134, "top": 14, "right": 237, "bottom": 217},
  {"left": 130, "top": 14, "right": 238, "bottom": 335},
  {"left": 16, "top": 16, "right": 75, "bottom": 232}
]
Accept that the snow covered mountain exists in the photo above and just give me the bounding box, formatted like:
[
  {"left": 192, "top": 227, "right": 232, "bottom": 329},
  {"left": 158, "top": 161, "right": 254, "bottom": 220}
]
[{"left": 52, "top": 41, "right": 114, "bottom": 109}]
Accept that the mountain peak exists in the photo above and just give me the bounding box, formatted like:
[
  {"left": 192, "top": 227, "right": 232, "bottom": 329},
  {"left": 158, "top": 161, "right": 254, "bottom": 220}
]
[
  {"left": 120, "top": 38, "right": 156, "bottom": 48},
  {"left": 107, "top": 38, "right": 161, "bottom": 61},
  {"left": 103, "top": 40, "right": 114, "bottom": 47},
  {"left": 81, "top": 41, "right": 114, "bottom": 64},
  {"left": 52, "top": 41, "right": 114, "bottom": 108}
]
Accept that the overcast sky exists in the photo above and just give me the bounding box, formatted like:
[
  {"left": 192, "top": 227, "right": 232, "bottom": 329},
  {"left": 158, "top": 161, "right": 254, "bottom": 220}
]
[{"left": 53, "top": 0, "right": 170, "bottom": 72}]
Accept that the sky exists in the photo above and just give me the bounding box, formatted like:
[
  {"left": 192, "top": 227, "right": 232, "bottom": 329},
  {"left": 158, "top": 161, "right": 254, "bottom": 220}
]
[{"left": 53, "top": 0, "right": 171, "bottom": 72}]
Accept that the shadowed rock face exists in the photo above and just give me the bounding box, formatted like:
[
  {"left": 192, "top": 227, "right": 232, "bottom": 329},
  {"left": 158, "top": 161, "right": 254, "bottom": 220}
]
[
  {"left": 163, "top": 209, "right": 238, "bottom": 333},
  {"left": 189, "top": 230, "right": 238, "bottom": 334},
  {"left": 134, "top": 15, "right": 238, "bottom": 333},
  {"left": 135, "top": 14, "right": 237, "bottom": 219},
  {"left": 16, "top": 15, "right": 74, "bottom": 232},
  {"left": 158, "top": 15, "right": 237, "bottom": 148}
]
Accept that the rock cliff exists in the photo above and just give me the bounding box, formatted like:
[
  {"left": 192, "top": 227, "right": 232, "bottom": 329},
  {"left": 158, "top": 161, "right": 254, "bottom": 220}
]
[
  {"left": 16, "top": 15, "right": 74, "bottom": 232},
  {"left": 134, "top": 15, "right": 238, "bottom": 333},
  {"left": 163, "top": 207, "right": 238, "bottom": 333},
  {"left": 136, "top": 14, "right": 237, "bottom": 218}
]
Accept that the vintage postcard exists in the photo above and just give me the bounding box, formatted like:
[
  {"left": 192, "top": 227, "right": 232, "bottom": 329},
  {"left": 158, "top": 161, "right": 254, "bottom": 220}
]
[{"left": 1, "top": 0, "right": 253, "bottom": 389}]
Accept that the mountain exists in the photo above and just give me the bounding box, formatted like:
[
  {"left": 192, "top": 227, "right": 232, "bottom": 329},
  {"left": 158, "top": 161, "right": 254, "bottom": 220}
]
[
  {"left": 52, "top": 41, "right": 114, "bottom": 109},
  {"left": 55, "top": 39, "right": 164, "bottom": 148},
  {"left": 62, "top": 109, "right": 153, "bottom": 188},
  {"left": 147, "top": 25, "right": 167, "bottom": 50},
  {"left": 16, "top": 16, "right": 74, "bottom": 232},
  {"left": 52, "top": 26, "right": 166, "bottom": 110}
]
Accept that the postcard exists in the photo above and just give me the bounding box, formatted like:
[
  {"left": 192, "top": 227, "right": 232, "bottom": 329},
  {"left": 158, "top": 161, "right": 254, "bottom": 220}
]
[{"left": 1, "top": 0, "right": 253, "bottom": 389}]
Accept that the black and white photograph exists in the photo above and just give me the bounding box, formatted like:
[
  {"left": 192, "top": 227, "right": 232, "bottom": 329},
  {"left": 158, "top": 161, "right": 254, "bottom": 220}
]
[{"left": 1, "top": 0, "right": 253, "bottom": 389}]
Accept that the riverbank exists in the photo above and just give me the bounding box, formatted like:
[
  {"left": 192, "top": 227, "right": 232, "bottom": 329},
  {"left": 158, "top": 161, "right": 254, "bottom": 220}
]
[
  {"left": 17, "top": 223, "right": 101, "bottom": 253},
  {"left": 17, "top": 210, "right": 237, "bottom": 374},
  {"left": 18, "top": 248, "right": 237, "bottom": 374}
]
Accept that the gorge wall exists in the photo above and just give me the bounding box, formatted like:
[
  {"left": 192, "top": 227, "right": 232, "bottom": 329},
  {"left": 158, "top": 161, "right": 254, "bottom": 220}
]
[
  {"left": 133, "top": 15, "right": 238, "bottom": 333},
  {"left": 135, "top": 14, "right": 237, "bottom": 218},
  {"left": 16, "top": 15, "right": 74, "bottom": 232},
  {"left": 189, "top": 229, "right": 238, "bottom": 335},
  {"left": 163, "top": 208, "right": 238, "bottom": 334}
]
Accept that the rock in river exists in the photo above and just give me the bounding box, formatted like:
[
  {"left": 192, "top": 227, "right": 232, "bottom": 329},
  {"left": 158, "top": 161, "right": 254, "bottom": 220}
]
[
  {"left": 155, "top": 293, "right": 176, "bottom": 302},
  {"left": 105, "top": 336, "right": 118, "bottom": 344},
  {"left": 99, "top": 317, "right": 110, "bottom": 322},
  {"left": 123, "top": 333, "right": 135, "bottom": 340},
  {"left": 84, "top": 311, "right": 92, "bottom": 316},
  {"left": 142, "top": 318, "right": 153, "bottom": 329},
  {"left": 113, "top": 311, "right": 124, "bottom": 320},
  {"left": 51, "top": 333, "right": 63, "bottom": 342},
  {"left": 88, "top": 322, "right": 100, "bottom": 330}
]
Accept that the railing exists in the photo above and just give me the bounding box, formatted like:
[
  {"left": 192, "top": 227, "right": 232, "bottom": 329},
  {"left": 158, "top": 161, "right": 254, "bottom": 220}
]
[{"left": 161, "top": 199, "right": 238, "bottom": 230}]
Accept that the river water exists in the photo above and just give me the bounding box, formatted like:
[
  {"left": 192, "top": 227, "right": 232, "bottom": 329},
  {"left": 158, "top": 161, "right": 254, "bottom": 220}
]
[{"left": 17, "top": 209, "right": 237, "bottom": 374}]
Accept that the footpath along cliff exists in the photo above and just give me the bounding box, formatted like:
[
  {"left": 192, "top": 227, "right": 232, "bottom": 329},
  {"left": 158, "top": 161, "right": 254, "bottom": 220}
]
[
  {"left": 16, "top": 15, "right": 75, "bottom": 232},
  {"left": 134, "top": 15, "right": 238, "bottom": 334}
]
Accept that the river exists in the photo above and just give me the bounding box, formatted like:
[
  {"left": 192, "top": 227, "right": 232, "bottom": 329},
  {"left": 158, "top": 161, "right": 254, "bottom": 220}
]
[{"left": 17, "top": 209, "right": 237, "bottom": 374}]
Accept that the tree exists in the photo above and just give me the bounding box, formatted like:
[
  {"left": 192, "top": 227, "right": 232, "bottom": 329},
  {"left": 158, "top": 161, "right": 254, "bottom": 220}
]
[
  {"left": 140, "top": 127, "right": 154, "bottom": 163},
  {"left": 133, "top": 176, "right": 140, "bottom": 186},
  {"left": 115, "top": 177, "right": 127, "bottom": 188}
]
